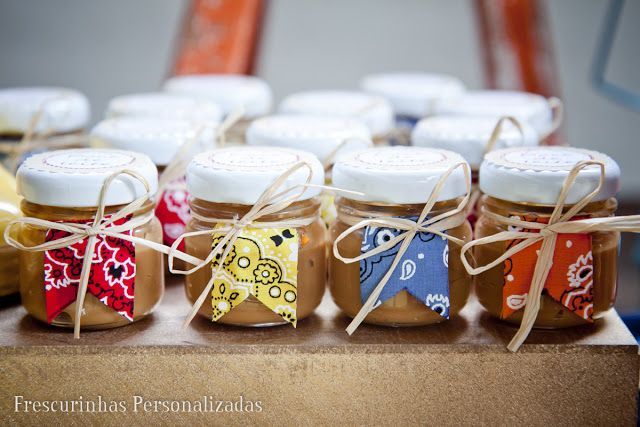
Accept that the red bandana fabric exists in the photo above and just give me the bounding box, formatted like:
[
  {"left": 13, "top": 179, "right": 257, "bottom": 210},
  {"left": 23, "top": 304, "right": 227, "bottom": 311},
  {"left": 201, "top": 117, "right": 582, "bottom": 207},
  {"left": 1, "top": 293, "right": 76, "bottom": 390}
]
[
  {"left": 502, "top": 215, "right": 594, "bottom": 322},
  {"left": 43, "top": 215, "right": 136, "bottom": 323},
  {"left": 155, "top": 178, "right": 190, "bottom": 248}
]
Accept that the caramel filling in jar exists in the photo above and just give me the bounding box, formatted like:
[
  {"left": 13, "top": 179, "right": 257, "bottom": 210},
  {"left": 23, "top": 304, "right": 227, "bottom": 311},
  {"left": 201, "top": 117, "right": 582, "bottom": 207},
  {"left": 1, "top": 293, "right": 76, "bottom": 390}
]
[
  {"left": 330, "top": 197, "right": 472, "bottom": 326},
  {"left": 185, "top": 198, "right": 327, "bottom": 326},
  {"left": 473, "top": 196, "right": 619, "bottom": 328},
  {"left": 18, "top": 200, "right": 164, "bottom": 329}
]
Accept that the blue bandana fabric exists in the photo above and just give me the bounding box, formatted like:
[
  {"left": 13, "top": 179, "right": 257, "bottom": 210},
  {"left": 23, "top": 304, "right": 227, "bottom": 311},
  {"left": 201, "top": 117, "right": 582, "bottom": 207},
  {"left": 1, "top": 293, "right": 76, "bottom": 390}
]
[{"left": 359, "top": 216, "right": 450, "bottom": 318}]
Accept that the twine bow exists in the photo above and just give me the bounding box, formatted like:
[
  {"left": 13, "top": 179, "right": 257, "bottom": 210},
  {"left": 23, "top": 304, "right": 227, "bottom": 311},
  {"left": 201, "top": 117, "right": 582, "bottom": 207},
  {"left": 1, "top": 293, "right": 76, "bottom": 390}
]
[
  {"left": 4, "top": 170, "right": 201, "bottom": 338},
  {"left": 169, "top": 161, "right": 323, "bottom": 328},
  {"left": 0, "top": 97, "right": 88, "bottom": 173},
  {"left": 460, "top": 160, "right": 640, "bottom": 352},
  {"left": 333, "top": 162, "right": 472, "bottom": 335},
  {"left": 155, "top": 106, "right": 245, "bottom": 204}
]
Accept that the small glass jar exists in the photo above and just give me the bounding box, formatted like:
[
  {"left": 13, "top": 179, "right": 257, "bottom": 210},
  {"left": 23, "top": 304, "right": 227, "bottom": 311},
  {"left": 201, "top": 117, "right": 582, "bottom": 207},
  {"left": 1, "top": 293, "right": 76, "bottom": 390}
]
[
  {"left": 106, "top": 92, "right": 223, "bottom": 124},
  {"left": 163, "top": 74, "right": 273, "bottom": 145},
  {"left": 361, "top": 72, "right": 466, "bottom": 144},
  {"left": 329, "top": 147, "right": 473, "bottom": 326},
  {"left": 474, "top": 147, "right": 621, "bottom": 328},
  {"left": 412, "top": 115, "right": 540, "bottom": 225},
  {"left": 0, "top": 165, "right": 21, "bottom": 297},
  {"left": 435, "top": 90, "right": 556, "bottom": 140},
  {"left": 279, "top": 91, "right": 394, "bottom": 146},
  {"left": 183, "top": 146, "right": 327, "bottom": 326},
  {"left": 14, "top": 149, "right": 164, "bottom": 329},
  {"left": 91, "top": 116, "right": 217, "bottom": 249},
  {"left": 0, "top": 87, "right": 90, "bottom": 167},
  {"left": 246, "top": 114, "right": 373, "bottom": 224}
]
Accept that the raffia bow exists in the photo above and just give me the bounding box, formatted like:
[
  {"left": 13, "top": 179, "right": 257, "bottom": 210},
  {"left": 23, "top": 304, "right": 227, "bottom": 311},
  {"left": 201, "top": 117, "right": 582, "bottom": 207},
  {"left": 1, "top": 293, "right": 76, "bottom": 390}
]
[
  {"left": 460, "top": 160, "right": 640, "bottom": 352},
  {"left": 4, "top": 169, "right": 201, "bottom": 338},
  {"left": 0, "top": 97, "right": 89, "bottom": 173},
  {"left": 333, "top": 162, "right": 472, "bottom": 335}
]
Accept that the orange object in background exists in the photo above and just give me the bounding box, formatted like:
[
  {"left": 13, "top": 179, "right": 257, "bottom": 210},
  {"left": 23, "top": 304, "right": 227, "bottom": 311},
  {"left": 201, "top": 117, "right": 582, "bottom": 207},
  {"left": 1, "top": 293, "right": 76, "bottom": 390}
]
[
  {"left": 173, "top": 0, "right": 265, "bottom": 75},
  {"left": 474, "top": 0, "right": 562, "bottom": 144}
]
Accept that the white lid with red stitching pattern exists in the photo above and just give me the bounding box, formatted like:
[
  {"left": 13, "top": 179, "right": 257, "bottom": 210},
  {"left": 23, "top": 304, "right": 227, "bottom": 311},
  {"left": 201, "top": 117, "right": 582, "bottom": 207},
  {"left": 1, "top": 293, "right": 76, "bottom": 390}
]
[
  {"left": 187, "top": 146, "right": 324, "bottom": 204},
  {"left": 480, "top": 147, "right": 620, "bottom": 205},
  {"left": 17, "top": 148, "right": 158, "bottom": 207}
]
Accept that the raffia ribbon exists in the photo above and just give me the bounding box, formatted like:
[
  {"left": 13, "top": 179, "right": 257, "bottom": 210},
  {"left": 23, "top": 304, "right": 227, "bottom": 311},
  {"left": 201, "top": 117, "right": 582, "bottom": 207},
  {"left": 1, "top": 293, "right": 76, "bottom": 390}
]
[
  {"left": 155, "top": 107, "right": 245, "bottom": 203},
  {"left": 0, "top": 97, "right": 89, "bottom": 173},
  {"left": 321, "top": 137, "right": 372, "bottom": 172},
  {"left": 460, "top": 160, "right": 640, "bottom": 352},
  {"left": 3, "top": 169, "right": 202, "bottom": 338},
  {"left": 333, "top": 162, "right": 472, "bottom": 335}
]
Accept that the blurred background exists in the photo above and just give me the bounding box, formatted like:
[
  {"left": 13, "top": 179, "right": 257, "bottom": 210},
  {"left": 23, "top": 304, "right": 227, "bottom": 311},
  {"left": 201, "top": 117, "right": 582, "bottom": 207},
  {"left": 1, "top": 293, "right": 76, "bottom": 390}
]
[{"left": 1, "top": 0, "right": 639, "bottom": 313}]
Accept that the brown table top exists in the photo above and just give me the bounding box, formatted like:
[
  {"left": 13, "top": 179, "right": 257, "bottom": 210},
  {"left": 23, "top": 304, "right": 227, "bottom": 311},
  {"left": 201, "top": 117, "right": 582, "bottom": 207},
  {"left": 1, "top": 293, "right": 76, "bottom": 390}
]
[{"left": 0, "top": 277, "right": 637, "bottom": 355}]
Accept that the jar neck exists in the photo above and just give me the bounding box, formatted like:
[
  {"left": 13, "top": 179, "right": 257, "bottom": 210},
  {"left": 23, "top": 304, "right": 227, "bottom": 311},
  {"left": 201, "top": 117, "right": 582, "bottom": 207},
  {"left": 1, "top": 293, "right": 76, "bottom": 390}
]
[
  {"left": 480, "top": 195, "right": 618, "bottom": 219},
  {"left": 20, "top": 199, "right": 155, "bottom": 221},
  {"left": 189, "top": 198, "right": 321, "bottom": 223},
  {"left": 336, "top": 197, "right": 465, "bottom": 220}
]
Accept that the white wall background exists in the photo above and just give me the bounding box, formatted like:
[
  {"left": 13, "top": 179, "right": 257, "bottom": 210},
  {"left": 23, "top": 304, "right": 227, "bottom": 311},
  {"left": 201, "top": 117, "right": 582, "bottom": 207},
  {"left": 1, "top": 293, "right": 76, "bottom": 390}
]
[{"left": 1, "top": 0, "right": 638, "bottom": 196}]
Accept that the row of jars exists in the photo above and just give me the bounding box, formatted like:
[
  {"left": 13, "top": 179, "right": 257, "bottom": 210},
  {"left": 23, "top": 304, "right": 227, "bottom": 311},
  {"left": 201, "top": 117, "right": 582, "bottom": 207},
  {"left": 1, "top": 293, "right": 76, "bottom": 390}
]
[{"left": 2, "top": 143, "right": 622, "bottom": 334}]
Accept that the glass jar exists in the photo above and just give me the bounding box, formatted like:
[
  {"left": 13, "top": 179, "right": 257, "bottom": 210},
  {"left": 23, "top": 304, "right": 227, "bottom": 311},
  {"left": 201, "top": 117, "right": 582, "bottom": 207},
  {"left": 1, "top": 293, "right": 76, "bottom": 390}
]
[
  {"left": 91, "top": 116, "right": 218, "bottom": 250},
  {"left": 329, "top": 146, "right": 473, "bottom": 326},
  {"left": 0, "top": 87, "right": 90, "bottom": 167},
  {"left": 246, "top": 114, "right": 373, "bottom": 225},
  {"left": 360, "top": 72, "right": 466, "bottom": 145},
  {"left": 411, "top": 115, "right": 540, "bottom": 225},
  {"left": 435, "top": 90, "right": 557, "bottom": 140},
  {"left": 331, "top": 198, "right": 472, "bottom": 326},
  {"left": 12, "top": 148, "right": 164, "bottom": 329},
  {"left": 0, "top": 165, "right": 21, "bottom": 297},
  {"left": 279, "top": 91, "right": 394, "bottom": 146},
  {"left": 163, "top": 74, "right": 273, "bottom": 145},
  {"left": 473, "top": 147, "right": 621, "bottom": 328},
  {"left": 183, "top": 146, "right": 326, "bottom": 326}
]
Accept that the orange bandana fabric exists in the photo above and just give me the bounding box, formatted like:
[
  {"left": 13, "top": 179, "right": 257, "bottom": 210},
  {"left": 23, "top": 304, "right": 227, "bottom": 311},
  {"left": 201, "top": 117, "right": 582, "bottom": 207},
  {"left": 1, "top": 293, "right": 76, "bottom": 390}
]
[{"left": 502, "top": 216, "right": 594, "bottom": 322}]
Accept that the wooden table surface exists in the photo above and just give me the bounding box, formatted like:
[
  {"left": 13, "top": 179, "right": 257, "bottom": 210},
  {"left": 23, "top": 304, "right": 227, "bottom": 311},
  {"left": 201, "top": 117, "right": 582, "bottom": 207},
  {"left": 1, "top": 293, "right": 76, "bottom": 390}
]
[{"left": 0, "top": 276, "right": 636, "bottom": 354}]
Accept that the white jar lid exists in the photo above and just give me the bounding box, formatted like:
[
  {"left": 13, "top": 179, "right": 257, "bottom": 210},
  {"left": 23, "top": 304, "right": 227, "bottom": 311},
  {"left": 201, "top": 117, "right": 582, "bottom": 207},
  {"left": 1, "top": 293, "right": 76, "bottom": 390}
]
[
  {"left": 360, "top": 72, "right": 466, "bottom": 118},
  {"left": 436, "top": 90, "right": 553, "bottom": 137},
  {"left": 187, "top": 146, "right": 324, "bottom": 205},
  {"left": 163, "top": 74, "right": 272, "bottom": 119},
  {"left": 90, "top": 117, "right": 217, "bottom": 167},
  {"left": 278, "top": 91, "right": 394, "bottom": 138},
  {"left": 245, "top": 115, "right": 372, "bottom": 164},
  {"left": 333, "top": 147, "right": 470, "bottom": 204},
  {"left": 480, "top": 147, "right": 620, "bottom": 205},
  {"left": 0, "top": 87, "right": 90, "bottom": 134},
  {"left": 411, "top": 115, "right": 539, "bottom": 168},
  {"left": 106, "top": 92, "right": 223, "bottom": 125},
  {"left": 17, "top": 149, "right": 158, "bottom": 208}
]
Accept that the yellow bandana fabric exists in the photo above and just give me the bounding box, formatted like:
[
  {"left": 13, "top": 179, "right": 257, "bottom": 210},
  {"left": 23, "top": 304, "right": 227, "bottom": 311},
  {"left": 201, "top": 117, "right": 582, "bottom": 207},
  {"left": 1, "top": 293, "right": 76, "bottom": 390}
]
[{"left": 210, "top": 227, "right": 299, "bottom": 326}]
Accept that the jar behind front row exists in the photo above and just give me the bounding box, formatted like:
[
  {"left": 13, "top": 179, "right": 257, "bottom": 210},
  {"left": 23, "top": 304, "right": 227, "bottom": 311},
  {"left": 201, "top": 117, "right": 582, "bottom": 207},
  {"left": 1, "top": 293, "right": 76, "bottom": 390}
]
[
  {"left": 184, "top": 146, "right": 327, "bottom": 326},
  {"left": 330, "top": 147, "right": 473, "bottom": 326},
  {"left": 13, "top": 149, "right": 164, "bottom": 329},
  {"left": 474, "top": 147, "right": 621, "bottom": 328}
]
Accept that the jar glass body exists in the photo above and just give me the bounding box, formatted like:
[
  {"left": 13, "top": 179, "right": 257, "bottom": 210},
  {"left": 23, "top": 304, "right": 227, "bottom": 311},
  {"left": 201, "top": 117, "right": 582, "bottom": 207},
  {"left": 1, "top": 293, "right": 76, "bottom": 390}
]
[
  {"left": 329, "top": 197, "right": 472, "bottom": 326},
  {"left": 185, "top": 198, "right": 327, "bottom": 326},
  {"left": 18, "top": 200, "right": 164, "bottom": 329},
  {"left": 474, "top": 195, "right": 619, "bottom": 328},
  {"left": 0, "top": 243, "right": 19, "bottom": 297}
]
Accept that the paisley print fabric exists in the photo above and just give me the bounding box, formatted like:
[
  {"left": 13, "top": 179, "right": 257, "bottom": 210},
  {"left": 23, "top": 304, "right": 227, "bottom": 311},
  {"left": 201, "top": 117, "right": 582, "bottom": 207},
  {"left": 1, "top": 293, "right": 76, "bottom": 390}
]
[
  {"left": 155, "top": 177, "right": 190, "bottom": 248},
  {"left": 210, "top": 227, "right": 299, "bottom": 326},
  {"left": 43, "top": 215, "right": 136, "bottom": 323},
  {"left": 359, "top": 216, "right": 450, "bottom": 318},
  {"left": 502, "top": 215, "right": 594, "bottom": 321}
]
